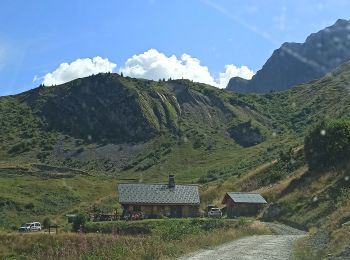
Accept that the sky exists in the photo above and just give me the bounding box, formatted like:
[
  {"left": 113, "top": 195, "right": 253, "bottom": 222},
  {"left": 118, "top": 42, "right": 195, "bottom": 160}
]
[{"left": 0, "top": 0, "right": 350, "bottom": 96}]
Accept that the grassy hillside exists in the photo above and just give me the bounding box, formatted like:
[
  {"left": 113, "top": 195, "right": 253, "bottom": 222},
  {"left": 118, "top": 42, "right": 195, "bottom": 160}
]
[
  {"left": 241, "top": 62, "right": 350, "bottom": 135},
  {"left": 0, "top": 73, "right": 288, "bottom": 181},
  {"left": 201, "top": 119, "right": 350, "bottom": 258},
  {"left": 0, "top": 165, "right": 118, "bottom": 230},
  {"left": 200, "top": 152, "right": 350, "bottom": 258}
]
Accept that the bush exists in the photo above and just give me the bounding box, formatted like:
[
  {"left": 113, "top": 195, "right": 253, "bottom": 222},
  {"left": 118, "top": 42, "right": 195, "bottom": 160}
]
[
  {"left": 85, "top": 219, "right": 234, "bottom": 240},
  {"left": 37, "top": 151, "right": 50, "bottom": 161},
  {"left": 237, "top": 217, "right": 248, "bottom": 228},
  {"left": 42, "top": 217, "right": 51, "bottom": 229},
  {"left": 72, "top": 213, "right": 87, "bottom": 232},
  {"left": 279, "top": 147, "right": 293, "bottom": 163},
  {"left": 304, "top": 119, "right": 350, "bottom": 170},
  {"left": 8, "top": 141, "right": 31, "bottom": 154},
  {"left": 24, "top": 202, "right": 35, "bottom": 210}
]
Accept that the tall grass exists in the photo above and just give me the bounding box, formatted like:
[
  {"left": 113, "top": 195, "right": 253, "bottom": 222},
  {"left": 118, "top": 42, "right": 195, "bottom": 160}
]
[
  {"left": 293, "top": 236, "right": 322, "bottom": 260},
  {"left": 0, "top": 219, "right": 270, "bottom": 259}
]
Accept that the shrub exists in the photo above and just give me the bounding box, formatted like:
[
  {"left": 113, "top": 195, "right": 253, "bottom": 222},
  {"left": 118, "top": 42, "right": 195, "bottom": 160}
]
[
  {"left": 24, "top": 202, "right": 35, "bottom": 210},
  {"left": 42, "top": 217, "right": 51, "bottom": 229},
  {"left": 237, "top": 217, "right": 248, "bottom": 228},
  {"left": 72, "top": 213, "right": 87, "bottom": 232},
  {"left": 37, "top": 151, "right": 50, "bottom": 161},
  {"left": 279, "top": 147, "right": 293, "bottom": 163},
  {"left": 304, "top": 119, "right": 350, "bottom": 170},
  {"left": 8, "top": 141, "right": 31, "bottom": 154}
]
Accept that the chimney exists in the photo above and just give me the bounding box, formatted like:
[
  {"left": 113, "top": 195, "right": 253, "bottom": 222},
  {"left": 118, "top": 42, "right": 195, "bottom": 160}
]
[{"left": 168, "top": 175, "right": 175, "bottom": 188}]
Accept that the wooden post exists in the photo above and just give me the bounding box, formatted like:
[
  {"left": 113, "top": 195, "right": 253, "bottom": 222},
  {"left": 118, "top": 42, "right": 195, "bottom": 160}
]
[{"left": 48, "top": 225, "right": 58, "bottom": 234}]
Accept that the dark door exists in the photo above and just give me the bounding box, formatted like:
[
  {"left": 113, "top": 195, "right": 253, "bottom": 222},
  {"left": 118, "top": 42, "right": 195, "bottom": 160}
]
[
  {"left": 170, "top": 206, "right": 177, "bottom": 217},
  {"left": 170, "top": 206, "right": 183, "bottom": 218},
  {"left": 176, "top": 206, "right": 182, "bottom": 218}
]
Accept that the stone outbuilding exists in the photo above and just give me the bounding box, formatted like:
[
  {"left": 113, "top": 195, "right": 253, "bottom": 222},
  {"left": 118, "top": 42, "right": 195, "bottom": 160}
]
[{"left": 222, "top": 192, "right": 267, "bottom": 218}]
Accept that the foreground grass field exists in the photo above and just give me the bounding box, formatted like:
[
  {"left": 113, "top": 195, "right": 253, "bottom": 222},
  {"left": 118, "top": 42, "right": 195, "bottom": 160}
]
[{"left": 0, "top": 219, "right": 270, "bottom": 259}]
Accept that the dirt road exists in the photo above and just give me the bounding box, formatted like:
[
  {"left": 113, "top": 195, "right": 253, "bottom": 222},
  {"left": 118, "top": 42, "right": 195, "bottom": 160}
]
[{"left": 179, "top": 222, "right": 306, "bottom": 260}]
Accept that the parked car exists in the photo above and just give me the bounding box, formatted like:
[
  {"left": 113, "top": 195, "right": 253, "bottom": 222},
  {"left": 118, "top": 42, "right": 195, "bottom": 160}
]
[
  {"left": 131, "top": 211, "right": 144, "bottom": 220},
  {"left": 123, "top": 211, "right": 144, "bottom": 220},
  {"left": 19, "top": 222, "right": 42, "bottom": 232},
  {"left": 208, "top": 208, "right": 222, "bottom": 218}
]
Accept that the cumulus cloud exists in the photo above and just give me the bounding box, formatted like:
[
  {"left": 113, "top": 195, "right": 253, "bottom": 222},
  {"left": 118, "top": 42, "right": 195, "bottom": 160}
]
[
  {"left": 120, "top": 49, "right": 217, "bottom": 86},
  {"left": 120, "top": 49, "right": 253, "bottom": 88},
  {"left": 39, "top": 57, "right": 117, "bottom": 86},
  {"left": 36, "top": 49, "right": 253, "bottom": 88},
  {"left": 217, "top": 64, "right": 254, "bottom": 88}
]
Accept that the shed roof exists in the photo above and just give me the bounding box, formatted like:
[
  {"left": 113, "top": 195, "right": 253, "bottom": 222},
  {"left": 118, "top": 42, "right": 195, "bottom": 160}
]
[
  {"left": 118, "top": 184, "right": 200, "bottom": 205},
  {"left": 223, "top": 192, "right": 267, "bottom": 204}
]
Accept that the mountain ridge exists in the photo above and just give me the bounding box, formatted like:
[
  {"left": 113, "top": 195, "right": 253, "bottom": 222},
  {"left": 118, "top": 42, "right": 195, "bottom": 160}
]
[{"left": 227, "top": 19, "right": 350, "bottom": 93}]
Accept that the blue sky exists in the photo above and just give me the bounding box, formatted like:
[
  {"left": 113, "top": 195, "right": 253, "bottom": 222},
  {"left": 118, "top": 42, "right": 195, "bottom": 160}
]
[{"left": 0, "top": 0, "right": 349, "bottom": 96}]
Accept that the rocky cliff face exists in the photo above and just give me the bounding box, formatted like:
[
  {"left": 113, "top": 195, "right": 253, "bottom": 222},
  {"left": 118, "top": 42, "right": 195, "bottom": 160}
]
[{"left": 227, "top": 19, "right": 350, "bottom": 93}]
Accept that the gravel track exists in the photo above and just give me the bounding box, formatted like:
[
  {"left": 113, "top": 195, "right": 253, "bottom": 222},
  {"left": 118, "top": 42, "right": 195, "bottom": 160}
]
[{"left": 179, "top": 222, "right": 306, "bottom": 260}]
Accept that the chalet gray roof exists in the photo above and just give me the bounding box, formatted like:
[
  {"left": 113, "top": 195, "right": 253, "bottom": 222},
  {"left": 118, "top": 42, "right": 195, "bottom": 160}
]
[
  {"left": 118, "top": 184, "right": 200, "bottom": 205},
  {"left": 224, "top": 192, "right": 267, "bottom": 204}
]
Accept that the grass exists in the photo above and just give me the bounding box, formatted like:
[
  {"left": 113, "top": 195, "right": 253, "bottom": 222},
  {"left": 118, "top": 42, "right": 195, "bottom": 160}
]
[
  {"left": 292, "top": 225, "right": 350, "bottom": 259},
  {"left": 293, "top": 236, "right": 322, "bottom": 260},
  {"left": 262, "top": 163, "right": 350, "bottom": 258},
  {"left": 0, "top": 219, "right": 271, "bottom": 259},
  {"left": 199, "top": 144, "right": 304, "bottom": 210},
  {"left": 0, "top": 168, "right": 118, "bottom": 230},
  {"left": 200, "top": 139, "right": 350, "bottom": 259}
]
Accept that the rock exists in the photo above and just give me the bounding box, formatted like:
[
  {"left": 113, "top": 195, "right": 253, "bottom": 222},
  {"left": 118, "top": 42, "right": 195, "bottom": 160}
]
[
  {"left": 342, "top": 221, "right": 350, "bottom": 226},
  {"left": 262, "top": 203, "right": 282, "bottom": 221}
]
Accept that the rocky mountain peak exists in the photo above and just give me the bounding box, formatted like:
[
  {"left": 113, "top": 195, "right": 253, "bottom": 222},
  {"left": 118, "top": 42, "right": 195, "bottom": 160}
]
[{"left": 227, "top": 19, "right": 350, "bottom": 93}]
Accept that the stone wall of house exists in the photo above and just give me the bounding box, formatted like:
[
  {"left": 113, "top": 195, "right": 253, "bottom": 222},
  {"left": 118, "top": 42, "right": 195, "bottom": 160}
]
[
  {"left": 226, "top": 199, "right": 263, "bottom": 218},
  {"left": 124, "top": 204, "right": 199, "bottom": 218}
]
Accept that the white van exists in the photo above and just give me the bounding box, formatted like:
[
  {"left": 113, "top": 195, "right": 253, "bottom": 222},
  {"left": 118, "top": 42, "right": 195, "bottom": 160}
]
[{"left": 19, "top": 222, "right": 42, "bottom": 232}]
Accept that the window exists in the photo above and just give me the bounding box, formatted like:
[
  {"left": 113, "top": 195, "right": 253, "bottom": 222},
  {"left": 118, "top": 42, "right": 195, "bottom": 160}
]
[{"left": 133, "top": 205, "right": 141, "bottom": 212}]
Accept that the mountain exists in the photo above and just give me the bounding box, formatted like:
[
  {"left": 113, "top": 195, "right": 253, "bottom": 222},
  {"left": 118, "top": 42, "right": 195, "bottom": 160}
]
[
  {"left": 0, "top": 59, "right": 350, "bottom": 176},
  {"left": 227, "top": 19, "right": 350, "bottom": 93},
  {"left": 2, "top": 59, "right": 350, "bottom": 177},
  {"left": 0, "top": 73, "right": 275, "bottom": 180}
]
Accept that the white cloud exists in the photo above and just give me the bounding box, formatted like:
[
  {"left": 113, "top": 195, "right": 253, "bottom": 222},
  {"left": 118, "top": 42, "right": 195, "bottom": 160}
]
[
  {"left": 120, "top": 49, "right": 253, "bottom": 88},
  {"left": 40, "top": 57, "right": 117, "bottom": 86},
  {"left": 217, "top": 64, "right": 254, "bottom": 88},
  {"left": 36, "top": 49, "right": 254, "bottom": 88},
  {"left": 120, "top": 49, "right": 217, "bottom": 86}
]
